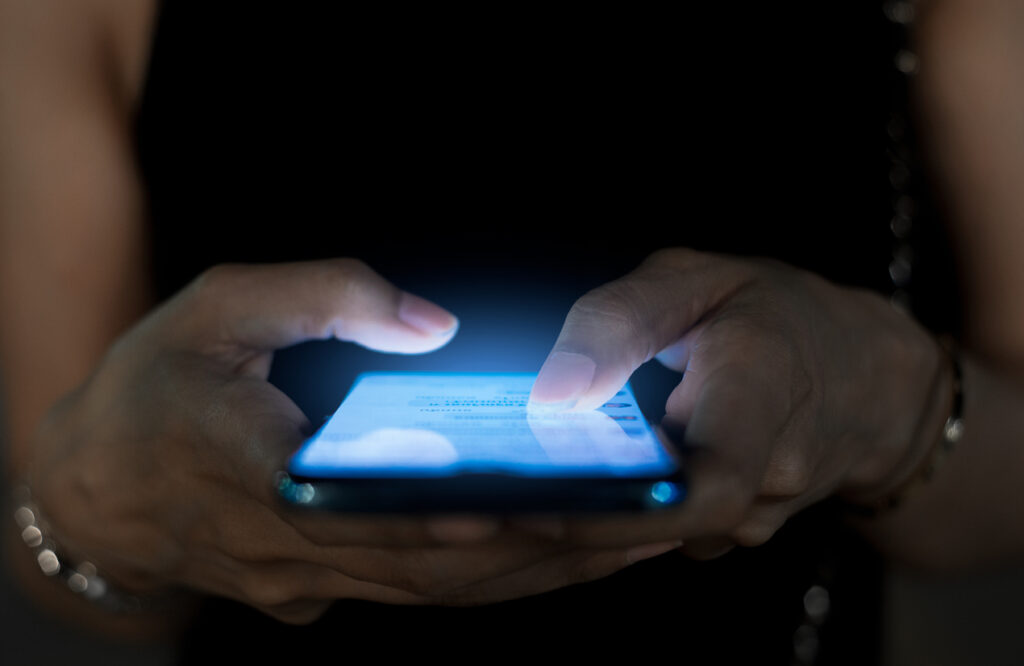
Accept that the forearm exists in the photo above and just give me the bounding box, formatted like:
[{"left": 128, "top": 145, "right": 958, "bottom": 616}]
[
  {"left": 0, "top": 0, "right": 159, "bottom": 478},
  {"left": 850, "top": 0, "right": 1024, "bottom": 572}
]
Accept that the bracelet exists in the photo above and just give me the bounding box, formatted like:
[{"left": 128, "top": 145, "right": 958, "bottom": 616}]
[
  {"left": 853, "top": 339, "right": 964, "bottom": 517},
  {"left": 11, "top": 485, "right": 154, "bottom": 614}
]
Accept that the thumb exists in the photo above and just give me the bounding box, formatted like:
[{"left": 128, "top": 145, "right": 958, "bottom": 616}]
[
  {"left": 528, "top": 249, "right": 748, "bottom": 411},
  {"left": 169, "top": 259, "right": 458, "bottom": 355}
]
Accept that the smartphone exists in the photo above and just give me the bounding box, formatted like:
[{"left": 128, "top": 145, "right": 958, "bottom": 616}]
[{"left": 279, "top": 371, "right": 685, "bottom": 513}]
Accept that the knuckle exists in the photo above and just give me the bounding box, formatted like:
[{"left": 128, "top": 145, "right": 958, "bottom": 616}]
[
  {"left": 704, "top": 491, "right": 751, "bottom": 534},
  {"left": 414, "top": 566, "right": 471, "bottom": 597},
  {"left": 190, "top": 263, "right": 242, "bottom": 301},
  {"left": 642, "top": 246, "right": 698, "bottom": 269},
  {"left": 643, "top": 246, "right": 749, "bottom": 284},
  {"left": 295, "top": 260, "right": 377, "bottom": 340},
  {"left": 296, "top": 303, "right": 342, "bottom": 341},
  {"left": 396, "top": 574, "right": 436, "bottom": 597},
  {"left": 568, "top": 554, "right": 623, "bottom": 587},
  {"left": 430, "top": 585, "right": 488, "bottom": 607},
  {"left": 730, "top": 517, "right": 782, "bottom": 548},
  {"left": 323, "top": 257, "right": 374, "bottom": 290},
  {"left": 762, "top": 454, "right": 813, "bottom": 498},
  {"left": 572, "top": 285, "right": 636, "bottom": 326},
  {"left": 241, "top": 573, "right": 301, "bottom": 608},
  {"left": 310, "top": 258, "right": 385, "bottom": 339},
  {"left": 261, "top": 601, "right": 331, "bottom": 626},
  {"left": 700, "top": 319, "right": 770, "bottom": 368},
  {"left": 371, "top": 556, "right": 437, "bottom": 596},
  {"left": 564, "top": 564, "right": 593, "bottom": 588},
  {"left": 570, "top": 283, "right": 650, "bottom": 349},
  {"left": 682, "top": 537, "right": 737, "bottom": 561},
  {"left": 405, "top": 575, "right": 448, "bottom": 598}
]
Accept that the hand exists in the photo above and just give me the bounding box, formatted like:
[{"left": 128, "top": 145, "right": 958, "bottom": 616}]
[
  {"left": 25, "top": 259, "right": 658, "bottom": 625},
  {"left": 528, "top": 248, "right": 951, "bottom": 558}
]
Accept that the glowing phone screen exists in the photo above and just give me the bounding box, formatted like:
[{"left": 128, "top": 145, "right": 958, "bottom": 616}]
[{"left": 288, "top": 372, "right": 677, "bottom": 478}]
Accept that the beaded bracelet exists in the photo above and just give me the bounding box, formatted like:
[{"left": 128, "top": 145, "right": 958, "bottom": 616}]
[
  {"left": 853, "top": 340, "right": 964, "bottom": 517},
  {"left": 11, "top": 485, "right": 154, "bottom": 614}
]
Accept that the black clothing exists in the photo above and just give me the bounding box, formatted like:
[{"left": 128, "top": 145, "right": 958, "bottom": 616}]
[{"left": 132, "top": 2, "right": 933, "bottom": 663}]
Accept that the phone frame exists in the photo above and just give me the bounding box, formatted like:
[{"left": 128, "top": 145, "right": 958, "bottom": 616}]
[{"left": 279, "top": 372, "right": 686, "bottom": 513}]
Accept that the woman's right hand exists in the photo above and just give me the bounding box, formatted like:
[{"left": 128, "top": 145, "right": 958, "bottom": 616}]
[{"left": 23, "top": 259, "right": 652, "bottom": 624}]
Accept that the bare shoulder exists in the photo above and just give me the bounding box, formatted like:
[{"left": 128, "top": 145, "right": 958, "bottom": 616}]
[{"left": 0, "top": 0, "right": 157, "bottom": 111}]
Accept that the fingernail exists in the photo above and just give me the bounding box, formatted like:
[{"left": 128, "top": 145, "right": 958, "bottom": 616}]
[
  {"left": 529, "top": 352, "right": 597, "bottom": 410},
  {"left": 427, "top": 517, "right": 500, "bottom": 544},
  {"left": 626, "top": 539, "right": 683, "bottom": 564},
  {"left": 398, "top": 292, "right": 459, "bottom": 336}
]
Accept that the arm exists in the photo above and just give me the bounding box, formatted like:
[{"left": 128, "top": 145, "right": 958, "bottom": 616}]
[
  {"left": 525, "top": 0, "right": 1024, "bottom": 567},
  {"left": 0, "top": 0, "right": 155, "bottom": 477},
  {"left": 524, "top": 256, "right": 1024, "bottom": 572},
  {"left": 0, "top": 0, "right": 165, "bottom": 638},
  {"left": 0, "top": 1, "right": 655, "bottom": 638},
  {"left": 914, "top": 0, "right": 1024, "bottom": 366},
  {"left": 855, "top": 0, "right": 1024, "bottom": 570}
]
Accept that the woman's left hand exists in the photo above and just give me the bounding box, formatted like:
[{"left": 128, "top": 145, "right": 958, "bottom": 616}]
[{"left": 527, "top": 247, "right": 952, "bottom": 558}]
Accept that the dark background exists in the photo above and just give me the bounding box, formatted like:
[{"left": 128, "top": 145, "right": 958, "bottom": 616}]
[{"left": 3, "top": 2, "right": 1023, "bottom": 664}]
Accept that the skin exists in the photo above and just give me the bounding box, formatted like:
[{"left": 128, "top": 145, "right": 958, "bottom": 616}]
[
  {"left": 0, "top": 0, "right": 671, "bottom": 636},
  {"left": 19, "top": 258, "right": 667, "bottom": 627},
  {"left": 1, "top": 0, "right": 1023, "bottom": 643},
  {"left": 526, "top": 249, "right": 1024, "bottom": 570},
  {"left": 526, "top": 0, "right": 1024, "bottom": 570}
]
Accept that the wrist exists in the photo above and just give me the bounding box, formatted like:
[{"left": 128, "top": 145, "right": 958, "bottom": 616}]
[
  {"left": 842, "top": 336, "right": 962, "bottom": 511},
  {"left": 5, "top": 484, "right": 196, "bottom": 642}
]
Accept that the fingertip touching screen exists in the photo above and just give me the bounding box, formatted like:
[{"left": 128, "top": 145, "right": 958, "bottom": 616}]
[{"left": 288, "top": 372, "right": 677, "bottom": 478}]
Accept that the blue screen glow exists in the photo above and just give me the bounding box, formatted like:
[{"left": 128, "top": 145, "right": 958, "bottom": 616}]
[{"left": 289, "top": 372, "right": 678, "bottom": 478}]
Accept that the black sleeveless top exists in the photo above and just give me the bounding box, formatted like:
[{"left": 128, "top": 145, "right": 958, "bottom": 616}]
[{"left": 133, "top": 3, "right": 950, "bottom": 663}]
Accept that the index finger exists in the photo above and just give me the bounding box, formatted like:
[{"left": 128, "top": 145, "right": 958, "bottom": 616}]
[
  {"left": 528, "top": 248, "right": 751, "bottom": 412},
  {"left": 531, "top": 359, "right": 785, "bottom": 548}
]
